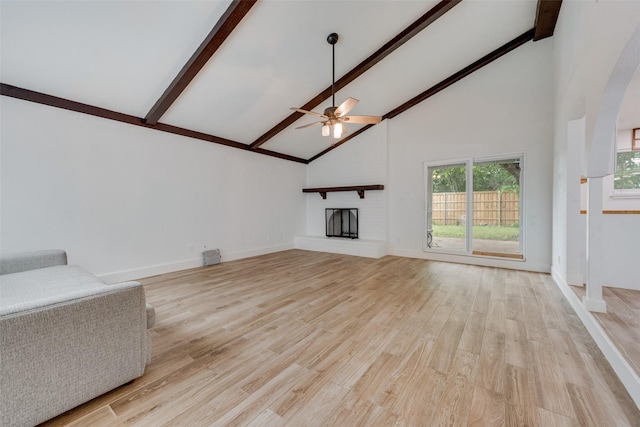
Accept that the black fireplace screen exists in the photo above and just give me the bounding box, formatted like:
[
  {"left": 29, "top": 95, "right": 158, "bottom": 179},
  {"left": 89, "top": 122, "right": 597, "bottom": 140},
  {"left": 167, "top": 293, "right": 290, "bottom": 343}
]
[{"left": 326, "top": 208, "right": 358, "bottom": 239}]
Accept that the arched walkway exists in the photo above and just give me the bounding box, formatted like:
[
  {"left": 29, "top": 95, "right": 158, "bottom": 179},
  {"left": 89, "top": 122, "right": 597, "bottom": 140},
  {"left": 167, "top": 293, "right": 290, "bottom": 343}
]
[{"left": 584, "top": 23, "right": 640, "bottom": 312}]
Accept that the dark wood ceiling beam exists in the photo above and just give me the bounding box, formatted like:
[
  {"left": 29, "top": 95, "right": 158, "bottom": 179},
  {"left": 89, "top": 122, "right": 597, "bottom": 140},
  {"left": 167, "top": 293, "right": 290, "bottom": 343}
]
[
  {"left": 308, "top": 28, "right": 535, "bottom": 162},
  {"left": 1, "top": 83, "right": 307, "bottom": 164},
  {"left": 252, "top": 147, "right": 309, "bottom": 163},
  {"left": 249, "top": 0, "right": 462, "bottom": 150},
  {"left": 144, "top": 0, "right": 258, "bottom": 125},
  {"left": 534, "top": 0, "right": 562, "bottom": 41}
]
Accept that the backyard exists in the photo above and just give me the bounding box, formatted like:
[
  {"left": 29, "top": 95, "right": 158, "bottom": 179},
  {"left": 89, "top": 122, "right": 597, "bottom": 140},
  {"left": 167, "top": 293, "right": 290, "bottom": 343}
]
[
  {"left": 432, "top": 224, "right": 520, "bottom": 241},
  {"left": 429, "top": 224, "right": 521, "bottom": 254}
]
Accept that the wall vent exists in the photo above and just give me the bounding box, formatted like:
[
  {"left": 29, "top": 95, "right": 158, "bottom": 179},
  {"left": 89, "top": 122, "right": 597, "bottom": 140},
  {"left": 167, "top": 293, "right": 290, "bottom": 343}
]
[{"left": 203, "top": 249, "right": 221, "bottom": 266}]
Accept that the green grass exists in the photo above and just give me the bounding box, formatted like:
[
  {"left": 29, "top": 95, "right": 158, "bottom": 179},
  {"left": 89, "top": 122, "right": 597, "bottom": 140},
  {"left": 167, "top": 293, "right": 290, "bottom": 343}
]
[{"left": 432, "top": 225, "right": 519, "bottom": 241}]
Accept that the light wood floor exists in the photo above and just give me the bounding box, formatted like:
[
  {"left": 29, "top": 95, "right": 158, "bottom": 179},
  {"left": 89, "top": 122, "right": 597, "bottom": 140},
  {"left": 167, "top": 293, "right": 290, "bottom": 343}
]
[
  {"left": 43, "top": 250, "right": 640, "bottom": 426},
  {"left": 571, "top": 285, "right": 640, "bottom": 378}
]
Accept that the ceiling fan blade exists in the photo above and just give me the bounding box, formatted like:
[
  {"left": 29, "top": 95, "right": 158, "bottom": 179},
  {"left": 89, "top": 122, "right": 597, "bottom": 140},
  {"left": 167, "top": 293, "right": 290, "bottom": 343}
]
[
  {"left": 290, "top": 107, "right": 327, "bottom": 119},
  {"left": 342, "top": 115, "right": 382, "bottom": 124},
  {"left": 334, "top": 97, "right": 359, "bottom": 117},
  {"left": 295, "top": 121, "right": 325, "bottom": 129}
]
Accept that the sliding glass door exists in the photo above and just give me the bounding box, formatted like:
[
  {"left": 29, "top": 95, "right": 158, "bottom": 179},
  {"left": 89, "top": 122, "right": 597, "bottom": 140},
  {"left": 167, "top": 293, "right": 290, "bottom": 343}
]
[{"left": 425, "top": 155, "right": 523, "bottom": 259}]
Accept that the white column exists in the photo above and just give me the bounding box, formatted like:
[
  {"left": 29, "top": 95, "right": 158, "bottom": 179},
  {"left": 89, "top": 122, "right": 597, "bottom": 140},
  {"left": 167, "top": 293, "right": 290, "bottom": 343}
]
[{"left": 584, "top": 176, "right": 607, "bottom": 313}]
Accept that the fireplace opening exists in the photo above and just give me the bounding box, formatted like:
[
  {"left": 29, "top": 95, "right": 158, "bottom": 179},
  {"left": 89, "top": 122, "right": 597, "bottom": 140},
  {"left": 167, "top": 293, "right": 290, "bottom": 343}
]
[{"left": 326, "top": 208, "right": 358, "bottom": 239}]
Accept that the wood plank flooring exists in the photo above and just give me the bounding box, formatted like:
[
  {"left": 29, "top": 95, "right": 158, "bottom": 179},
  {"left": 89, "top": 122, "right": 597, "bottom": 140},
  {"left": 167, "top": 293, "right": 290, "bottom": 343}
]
[
  {"left": 43, "top": 250, "right": 640, "bottom": 426},
  {"left": 571, "top": 285, "right": 640, "bottom": 378}
]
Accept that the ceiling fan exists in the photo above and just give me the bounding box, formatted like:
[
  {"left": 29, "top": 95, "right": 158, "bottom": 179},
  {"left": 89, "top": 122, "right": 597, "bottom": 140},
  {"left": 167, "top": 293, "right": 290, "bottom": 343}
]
[{"left": 291, "top": 33, "right": 382, "bottom": 139}]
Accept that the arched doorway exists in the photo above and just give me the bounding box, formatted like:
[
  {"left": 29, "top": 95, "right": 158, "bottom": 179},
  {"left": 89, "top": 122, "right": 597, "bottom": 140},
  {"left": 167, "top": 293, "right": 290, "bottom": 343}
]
[{"left": 584, "top": 23, "right": 640, "bottom": 313}]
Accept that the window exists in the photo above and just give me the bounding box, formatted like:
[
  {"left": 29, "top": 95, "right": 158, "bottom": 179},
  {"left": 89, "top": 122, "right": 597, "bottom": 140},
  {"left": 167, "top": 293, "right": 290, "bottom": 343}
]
[
  {"left": 425, "top": 155, "right": 523, "bottom": 259},
  {"left": 614, "top": 150, "right": 640, "bottom": 191}
]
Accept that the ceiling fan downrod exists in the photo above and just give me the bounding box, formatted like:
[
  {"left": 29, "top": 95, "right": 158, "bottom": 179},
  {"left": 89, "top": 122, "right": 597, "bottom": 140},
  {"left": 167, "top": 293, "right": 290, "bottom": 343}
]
[{"left": 327, "top": 33, "right": 338, "bottom": 108}]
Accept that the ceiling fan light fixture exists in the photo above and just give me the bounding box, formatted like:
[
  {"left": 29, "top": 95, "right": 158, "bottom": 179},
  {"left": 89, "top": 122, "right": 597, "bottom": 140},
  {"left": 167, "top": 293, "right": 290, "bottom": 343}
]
[
  {"left": 322, "top": 123, "right": 330, "bottom": 137},
  {"left": 333, "top": 122, "right": 343, "bottom": 139}
]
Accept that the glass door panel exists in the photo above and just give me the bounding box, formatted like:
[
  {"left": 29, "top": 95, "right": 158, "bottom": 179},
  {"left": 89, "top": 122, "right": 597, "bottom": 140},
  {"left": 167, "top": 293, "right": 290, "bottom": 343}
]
[
  {"left": 471, "top": 158, "right": 522, "bottom": 256},
  {"left": 427, "top": 163, "right": 467, "bottom": 251}
]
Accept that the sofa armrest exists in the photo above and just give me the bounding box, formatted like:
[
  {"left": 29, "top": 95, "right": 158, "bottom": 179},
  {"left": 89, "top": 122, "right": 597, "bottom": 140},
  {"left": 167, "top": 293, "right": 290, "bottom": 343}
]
[
  {"left": 0, "top": 250, "right": 68, "bottom": 275},
  {"left": 0, "top": 281, "right": 149, "bottom": 426},
  {"left": 104, "top": 281, "right": 155, "bottom": 328}
]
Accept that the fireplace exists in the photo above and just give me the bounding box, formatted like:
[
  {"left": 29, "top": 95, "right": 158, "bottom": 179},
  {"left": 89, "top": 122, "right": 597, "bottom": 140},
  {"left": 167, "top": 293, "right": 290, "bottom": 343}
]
[{"left": 326, "top": 208, "right": 358, "bottom": 239}]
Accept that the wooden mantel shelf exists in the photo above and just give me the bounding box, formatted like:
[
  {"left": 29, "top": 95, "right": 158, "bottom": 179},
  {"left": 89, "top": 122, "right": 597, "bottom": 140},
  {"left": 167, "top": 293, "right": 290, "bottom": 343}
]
[{"left": 303, "top": 185, "right": 384, "bottom": 199}]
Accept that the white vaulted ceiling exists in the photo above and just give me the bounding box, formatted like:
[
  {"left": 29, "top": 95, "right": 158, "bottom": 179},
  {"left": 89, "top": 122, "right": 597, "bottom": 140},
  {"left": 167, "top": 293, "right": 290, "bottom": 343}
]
[{"left": 1, "top": 0, "right": 543, "bottom": 162}]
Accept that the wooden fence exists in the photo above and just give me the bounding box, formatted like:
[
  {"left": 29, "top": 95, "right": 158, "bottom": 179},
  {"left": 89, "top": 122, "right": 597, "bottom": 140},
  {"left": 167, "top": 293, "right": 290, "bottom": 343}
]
[{"left": 431, "top": 191, "right": 519, "bottom": 226}]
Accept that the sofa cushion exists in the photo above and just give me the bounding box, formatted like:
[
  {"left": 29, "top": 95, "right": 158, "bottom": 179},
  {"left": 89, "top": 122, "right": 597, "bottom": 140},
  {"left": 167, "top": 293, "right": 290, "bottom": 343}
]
[{"left": 0, "top": 265, "right": 108, "bottom": 316}]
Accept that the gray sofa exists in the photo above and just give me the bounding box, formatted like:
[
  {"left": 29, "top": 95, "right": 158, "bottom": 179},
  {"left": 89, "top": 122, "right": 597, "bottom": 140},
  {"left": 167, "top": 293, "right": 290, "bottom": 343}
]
[{"left": 0, "top": 250, "right": 155, "bottom": 427}]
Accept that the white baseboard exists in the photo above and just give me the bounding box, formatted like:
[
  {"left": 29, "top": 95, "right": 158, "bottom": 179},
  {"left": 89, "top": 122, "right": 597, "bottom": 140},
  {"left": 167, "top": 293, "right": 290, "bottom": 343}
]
[
  {"left": 98, "top": 243, "right": 294, "bottom": 283},
  {"left": 294, "top": 235, "right": 387, "bottom": 258},
  {"left": 219, "top": 243, "right": 294, "bottom": 262},
  {"left": 97, "top": 257, "right": 203, "bottom": 283},
  {"left": 551, "top": 266, "right": 640, "bottom": 408},
  {"left": 604, "top": 282, "right": 640, "bottom": 291},
  {"left": 583, "top": 296, "right": 607, "bottom": 313}
]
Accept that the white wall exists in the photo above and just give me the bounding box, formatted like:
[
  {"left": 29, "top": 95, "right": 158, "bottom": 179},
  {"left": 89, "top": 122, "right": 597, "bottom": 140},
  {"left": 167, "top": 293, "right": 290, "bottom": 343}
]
[
  {"left": 305, "top": 121, "right": 388, "bottom": 241},
  {"left": 304, "top": 37, "right": 555, "bottom": 273},
  {"left": 601, "top": 215, "right": 640, "bottom": 290},
  {"left": 1, "top": 97, "right": 306, "bottom": 282},
  {"left": 387, "top": 39, "right": 554, "bottom": 272},
  {"left": 552, "top": 0, "right": 640, "bottom": 290}
]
